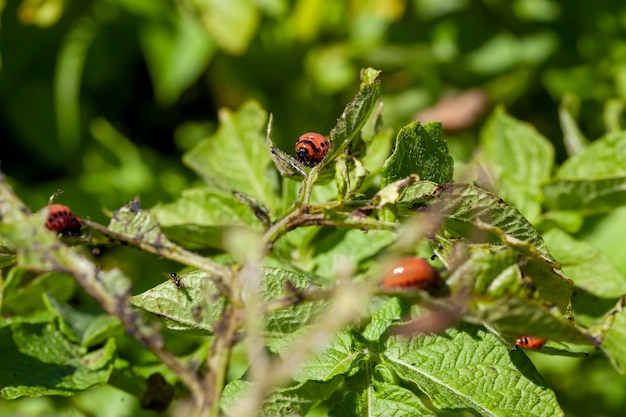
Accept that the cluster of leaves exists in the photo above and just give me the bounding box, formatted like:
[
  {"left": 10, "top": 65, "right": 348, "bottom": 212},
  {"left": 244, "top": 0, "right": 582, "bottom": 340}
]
[
  {"left": 7, "top": 0, "right": 626, "bottom": 217},
  {"left": 3, "top": 67, "right": 626, "bottom": 417}
]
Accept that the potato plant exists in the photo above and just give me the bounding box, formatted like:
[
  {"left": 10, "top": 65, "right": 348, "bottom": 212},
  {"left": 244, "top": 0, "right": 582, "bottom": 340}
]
[{"left": 2, "top": 68, "right": 626, "bottom": 417}]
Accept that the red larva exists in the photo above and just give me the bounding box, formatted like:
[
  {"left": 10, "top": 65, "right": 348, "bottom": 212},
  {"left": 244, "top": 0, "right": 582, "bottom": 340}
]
[
  {"left": 295, "top": 132, "right": 329, "bottom": 165},
  {"left": 382, "top": 257, "right": 439, "bottom": 289},
  {"left": 45, "top": 204, "right": 82, "bottom": 235},
  {"left": 515, "top": 336, "right": 546, "bottom": 350}
]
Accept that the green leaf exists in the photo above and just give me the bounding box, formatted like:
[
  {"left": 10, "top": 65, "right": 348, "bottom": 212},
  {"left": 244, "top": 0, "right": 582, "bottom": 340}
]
[
  {"left": 0, "top": 253, "right": 16, "bottom": 269},
  {"left": 2, "top": 269, "right": 76, "bottom": 315},
  {"left": 557, "top": 131, "right": 626, "bottom": 178},
  {"left": 544, "top": 229, "right": 626, "bottom": 326},
  {"left": 543, "top": 130, "right": 626, "bottom": 214},
  {"left": 221, "top": 377, "right": 343, "bottom": 417},
  {"left": 322, "top": 69, "right": 382, "bottom": 170},
  {"left": 362, "top": 297, "right": 403, "bottom": 341},
  {"left": 0, "top": 322, "right": 116, "bottom": 399},
  {"left": 543, "top": 177, "right": 626, "bottom": 214},
  {"left": 578, "top": 206, "right": 626, "bottom": 276},
  {"left": 598, "top": 300, "right": 626, "bottom": 374},
  {"left": 327, "top": 391, "right": 359, "bottom": 417},
  {"left": 445, "top": 246, "right": 521, "bottom": 297},
  {"left": 361, "top": 126, "right": 394, "bottom": 175},
  {"left": 479, "top": 108, "right": 554, "bottom": 223},
  {"left": 264, "top": 378, "right": 344, "bottom": 417},
  {"left": 473, "top": 296, "right": 587, "bottom": 346},
  {"left": 193, "top": 0, "right": 260, "bottom": 55},
  {"left": 383, "top": 323, "right": 564, "bottom": 416},
  {"left": 366, "top": 174, "right": 420, "bottom": 216},
  {"left": 306, "top": 229, "right": 396, "bottom": 278},
  {"left": 151, "top": 187, "right": 263, "bottom": 249},
  {"left": 139, "top": 11, "right": 215, "bottom": 106},
  {"left": 107, "top": 198, "right": 179, "bottom": 250},
  {"left": 262, "top": 267, "right": 326, "bottom": 342},
  {"left": 294, "top": 330, "right": 362, "bottom": 383},
  {"left": 131, "top": 270, "right": 225, "bottom": 335},
  {"left": 266, "top": 117, "right": 306, "bottom": 177},
  {"left": 536, "top": 210, "right": 583, "bottom": 234},
  {"left": 183, "top": 100, "right": 279, "bottom": 211},
  {"left": 0, "top": 235, "right": 16, "bottom": 268},
  {"left": 0, "top": 200, "right": 73, "bottom": 272},
  {"left": 367, "top": 372, "right": 436, "bottom": 417},
  {"left": 133, "top": 266, "right": 321, "bottom": 337},
  {"left": 463, "top": 228, "right": 573, "bottom": 313},
  {"left": 398, "top": 182, "right": 553, "bottom": 260},
  {"left": 558, "top": 94, "right": 589, "bottom": 157},
  {"left": 44, "top": 294, "right": 121, "bottom": 347},
  {"left": 443, "top": 245, "right": 583, "bottom": 344},
  {"left": 382, "top": 122, "right": 454, "bottom": 186},
  {"left": 542, "top": 229, "right": 626, "bottom": 298},
  {"left": 327, "top": 365, "right": 432, "bottom": 417},
  {"left": 220, "top": 380, "right": 252, "bottom": 414}
]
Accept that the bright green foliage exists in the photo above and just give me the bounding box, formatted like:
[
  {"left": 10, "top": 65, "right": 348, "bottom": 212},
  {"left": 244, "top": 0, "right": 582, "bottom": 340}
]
[
  {"left": 0, "top": 321, "right": 116, "bottom": 399},
  {"left": 139, "top": 7, "right": 216, "bottom": 106},
  {"left": 480, "top": 108, "right": 554, "bottom": 223},
  {"left": 2, "top": 269, "right": 76, "bottom": 315},
  {"left": 398, "top": 182, "right": 552, "bottom": 259},
  {"left": 183, "top": 101, "right": 279, "bottom": 212},
  {"left": 557, "top": 131, "right": 626, "bottom": 178},
  {"left": 366, "top": 374, "right": 437, "bottom": 417},
  {"left": 600, "top": 305, "right": 626, "bottom": 374},
  {"left": 45, "top": 294, "right": 121, "bottom": 347},
  {"left": 384, "top": 323, "right": 563, "bottom": 417},
  {"left": 7, "top": 1, "right": 626, "bottom": 415},
  {"left": 151, "top": 187, "right": 264, "bottom": 249},
  {"left": 543, "top": 131, "right": 626, "bottom": 214},
  {"left": 543, "top": 229, "right": 626, "bottom": 299},
  {"left": 324, "top": 68, "right": 382, "bottom": 170},
  {"left": 382, "top": 121, "right": 454, "bottom": 186},
  {"left": 261, "top": 267, "right": 326, "bottom": 343},
  {"left": 4, "top": 66, "right": 626, "bottom": 417},
  {"left": 132, "top": 271, "right": 226, "bottom": 335}
]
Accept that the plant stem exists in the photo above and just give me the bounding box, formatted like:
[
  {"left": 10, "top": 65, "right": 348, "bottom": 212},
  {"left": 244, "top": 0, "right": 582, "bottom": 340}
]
[
  {"left": 260, "top": 207, "right": 397, "bottom": 252},
  {"left": 82, "top": 219, "right": 232, "bottom": 280},
  {"left": 202, "top": 301, "right": 243, "bottom": 416}
]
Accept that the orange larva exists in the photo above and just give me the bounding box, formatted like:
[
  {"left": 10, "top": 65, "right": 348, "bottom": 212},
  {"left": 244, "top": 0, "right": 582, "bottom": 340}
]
[
  {"left": 295, "top": 132, "right": 329, "bottom": 165},
  {"left": 382, "top": 257, "right": 439, "bottom": 289},
  {"left": 45, "top": 204, "right": 82, "bottom": 235},
  {"left": 515, "top": 336, "right": 546, "bottom": 350}
]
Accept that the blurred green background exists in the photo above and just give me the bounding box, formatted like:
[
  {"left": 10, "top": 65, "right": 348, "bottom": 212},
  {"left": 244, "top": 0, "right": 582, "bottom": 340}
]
[{"left": 2, "top": 0, "right": 626, "bottom": 416}]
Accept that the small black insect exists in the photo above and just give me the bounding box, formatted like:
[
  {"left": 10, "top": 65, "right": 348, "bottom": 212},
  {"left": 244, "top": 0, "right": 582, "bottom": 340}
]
[{"left": 170, "top": 273, "right": 183, "bottom": 290}]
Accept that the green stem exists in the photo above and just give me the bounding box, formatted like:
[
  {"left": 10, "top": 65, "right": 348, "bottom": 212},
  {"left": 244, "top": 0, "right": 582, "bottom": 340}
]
[
  {"left": 296, "top": 165, "right": 320, "bottom": 205},
  {"left": 203, "top": 301, "right": 243, "bottom": 416},
  {"left": 261, "top": 208, "right": 397, "bottom": 252},
  {"left": 82, "top": 219, "right": 232, "bottom": 280}
]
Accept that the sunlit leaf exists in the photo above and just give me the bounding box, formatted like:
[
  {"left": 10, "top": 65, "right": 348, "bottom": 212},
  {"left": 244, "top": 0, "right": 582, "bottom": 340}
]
[
  {"left": 132, "top": 271, "right": 225, "bottom": 335},
  {"left": 383, "top": 322, "right": 564, "bottom": 416},
  {"left": 151, "top": 187, "right": 263, "bottom": 249},
  {"left": 398, "top": 182, "right": 553, "bottom": 259},
  {"left": 479, "top": 108, "right": 554, "bottom": 223},
  {"left": 382, "top": 121, "right": 453, "bottom": 186},
  {"left": 322, "top": 68, "right": 382, "bottom": 170},
  {"left": 183, "top": 100, "right": 279, "bottom": 211}
]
